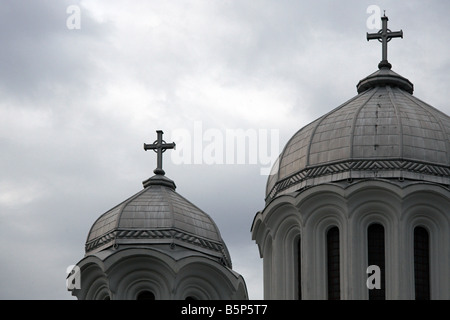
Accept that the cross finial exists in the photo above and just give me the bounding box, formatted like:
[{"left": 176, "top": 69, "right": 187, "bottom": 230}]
[
  {"left": 366, "top": 13, "right": 403, "bottom": 69},
  {"left": 144, "top": 130, "right": 176, "bottom": 176}
]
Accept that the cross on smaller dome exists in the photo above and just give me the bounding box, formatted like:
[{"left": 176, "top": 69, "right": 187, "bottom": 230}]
[{"left": 144, "top": 130, "right": 176, "bottom": 176}]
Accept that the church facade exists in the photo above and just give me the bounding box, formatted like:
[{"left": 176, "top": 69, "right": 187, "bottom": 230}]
[
  {"left": 251, "top": 15, "right": 450, "bottom": 300},
  {"left": 69, "top": 15, "right": 449, "bottom": 300}
]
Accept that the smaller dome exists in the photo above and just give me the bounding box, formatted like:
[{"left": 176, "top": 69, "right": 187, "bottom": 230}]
[{"left": 85, "top": 174, "right": 232, "bottom": 268}]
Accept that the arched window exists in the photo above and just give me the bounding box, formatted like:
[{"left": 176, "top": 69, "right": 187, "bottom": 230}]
[
  {"left": 327, "top": 227, "right": 340, "bottom": 300},
  {"left": 414, "top": 226, "right": 430, "bottom": 300},
  {"left": 367, "top": 223, "right": 385, "bottom": 300},
  {"left": 137, "top": 290, "right": 155, "bottom": 300},
  {"left": 295, "top": 236, "right": 301, "bottom": 300}
]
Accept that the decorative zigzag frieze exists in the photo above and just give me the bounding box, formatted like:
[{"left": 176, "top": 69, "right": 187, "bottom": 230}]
[
  {"left": 85, "top": 228, "right": 230, "bottom": 267},
  {"left": 268, "top": 159, "right": 450, "bottom": 200}
]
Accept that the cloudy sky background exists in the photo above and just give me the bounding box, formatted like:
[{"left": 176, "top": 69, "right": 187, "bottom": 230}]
[{"left": 0, "top": 0, "right": 449, "bottom": 299}]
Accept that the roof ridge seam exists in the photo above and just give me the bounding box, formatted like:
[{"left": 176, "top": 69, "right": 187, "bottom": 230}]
[
  {"left": 349, "top": 87, "right": 379, "bottom": 158},
  {"left": 116, "top": 187, "right": 148, "bottom": 228},
  {"left": 398, "top": 89, "right": 450, "bottom": 166},
  {"left": 386, "top": 86, "right": 404, "bottom": 158}
]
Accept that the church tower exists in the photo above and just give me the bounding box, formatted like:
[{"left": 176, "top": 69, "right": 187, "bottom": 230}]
[
  {"left": 69, "top": 131, "right": 248, "bottom": 300},
  {"left": 251, "top": 14, "right": 450, "bottom": 299}
]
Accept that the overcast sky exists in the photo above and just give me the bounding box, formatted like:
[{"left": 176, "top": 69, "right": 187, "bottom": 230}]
[{"left": 0, "top": 0, "right": 449, "bottom": 300}]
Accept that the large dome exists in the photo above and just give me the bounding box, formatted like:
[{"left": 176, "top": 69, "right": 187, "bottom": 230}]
[
  {"left": 85, "top": 174, "right": 232, "bottom": 268},
  {"left": 266, "top": 68, "right": 450, "bottom": 202}
]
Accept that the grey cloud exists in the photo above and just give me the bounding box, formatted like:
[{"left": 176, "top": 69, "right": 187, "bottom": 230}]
[
  {"left": 0, "top": 1, "right": 113, "bottom": 103},
  {"left": 0, "top": 1, "right": 448, "bottom": 300}
]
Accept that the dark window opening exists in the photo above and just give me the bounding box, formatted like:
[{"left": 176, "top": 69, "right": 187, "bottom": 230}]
[
  {"left": 327, "top": 227, "right": 340, "bottom": 300},
  {"left": 137, "top": 290, "right": 155, "bottom": 300},
  {"left": 414, "top": 226, "right": 430, "bottom": 300},
  {"left": 368, "top": 223, "right": 385, "bottom": 300}
]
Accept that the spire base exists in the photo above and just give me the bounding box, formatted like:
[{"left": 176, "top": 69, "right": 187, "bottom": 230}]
[
  {"left": 378, "top": 60, "right": 392, "bottom": 70},
  {"left": 142, "top": 174, "right": 176, "bottom": 189},
  {"left": 356, "top": 68, "right": 414, "bottom": 94},
  {"left": 153, "top": 168, "right": 165, "bottom": 175}
]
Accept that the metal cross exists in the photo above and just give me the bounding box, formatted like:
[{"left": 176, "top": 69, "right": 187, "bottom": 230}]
[
  {"left": 367, "top": 13, "right": 403, "bottom": 69},
  {"left": 144, "top": 130, "right": 176, "bottom": 176}
]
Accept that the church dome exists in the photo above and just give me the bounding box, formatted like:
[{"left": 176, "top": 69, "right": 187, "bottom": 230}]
[
  {"left": 85, "top": 174, "right": 232, "bottom": 268},
  {"left": 266, "top": 67, "right": 450, "bottom": 202}
]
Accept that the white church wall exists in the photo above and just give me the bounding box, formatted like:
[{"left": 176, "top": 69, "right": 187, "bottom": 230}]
[{"left": 253, "top": 179, "right": 450, "bottom": 300}]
